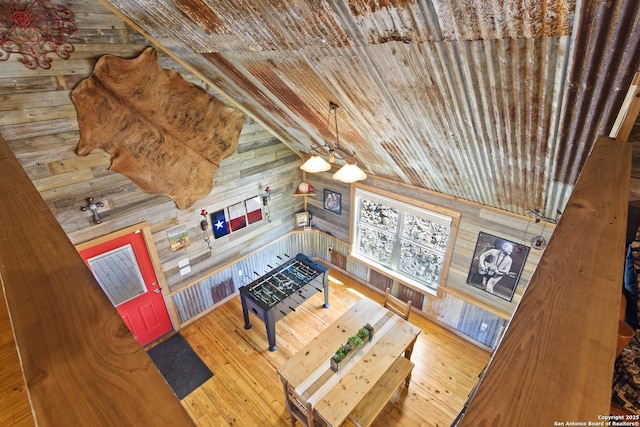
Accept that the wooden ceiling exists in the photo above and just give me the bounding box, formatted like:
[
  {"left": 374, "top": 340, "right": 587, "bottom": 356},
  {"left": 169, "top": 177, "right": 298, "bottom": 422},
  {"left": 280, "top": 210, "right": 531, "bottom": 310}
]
[{"left": 94, "top": 0, "right": 640, "bottom": 219}]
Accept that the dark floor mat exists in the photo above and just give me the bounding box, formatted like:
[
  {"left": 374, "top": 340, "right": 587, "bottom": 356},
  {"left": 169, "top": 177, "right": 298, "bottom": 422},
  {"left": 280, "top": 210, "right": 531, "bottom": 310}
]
[{"left": 147, "top": 333, "right": 213, "bottom": 400}]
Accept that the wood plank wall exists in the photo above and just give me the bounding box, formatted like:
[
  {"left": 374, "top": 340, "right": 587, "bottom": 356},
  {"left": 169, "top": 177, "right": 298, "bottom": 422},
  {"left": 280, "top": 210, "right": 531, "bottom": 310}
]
[
  {"left": 0, "top": 135, "right": 194, "bottom": 426},
  {"left": 303, "top": 170, "right": 551, "bottom": 319},
  {"left": 0, "top": 0, "right": 557, "bottom": 352},
  {"left": 0, "top": 0, "right": 557, "bottom": 334},
  {"left": 302, "top": 167, "right": 352, "bottom": 242},
  {"left": 458, "top": 137, "right": 631, "bottom": 425},
  {"left": 161, "top": 164, "right": 553, "bottom": 349},
  {"left": 0, "top": 1, "right": 304, "bottom": 298}
]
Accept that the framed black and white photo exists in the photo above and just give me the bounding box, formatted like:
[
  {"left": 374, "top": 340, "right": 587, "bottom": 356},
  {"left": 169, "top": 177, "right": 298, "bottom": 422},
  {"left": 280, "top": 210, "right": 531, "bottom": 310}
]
[
  {"left": 466, "top": 232, "right": 529, "bottom": 302},
  {"left": 324, "top": 189, "right": 341, "bottom": 215},
  {"left": 295, "top": 211, "right": 309, "bottom": 227}
]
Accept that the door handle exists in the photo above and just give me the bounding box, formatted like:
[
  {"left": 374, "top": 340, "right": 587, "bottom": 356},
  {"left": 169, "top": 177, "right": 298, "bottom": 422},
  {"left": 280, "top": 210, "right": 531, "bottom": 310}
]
[{"left": 154, "top": 289, "right": 161, "bottom": 294}]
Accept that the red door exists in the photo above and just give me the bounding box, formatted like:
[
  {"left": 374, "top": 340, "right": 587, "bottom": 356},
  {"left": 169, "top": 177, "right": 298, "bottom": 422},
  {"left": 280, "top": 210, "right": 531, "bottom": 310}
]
[{"left": 78, "top": 229, "right": 173, "bottom": 346}]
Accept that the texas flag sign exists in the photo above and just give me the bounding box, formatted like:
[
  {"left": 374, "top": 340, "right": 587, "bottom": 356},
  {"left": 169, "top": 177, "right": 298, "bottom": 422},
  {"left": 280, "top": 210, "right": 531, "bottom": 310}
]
[
  {"left": 211, "top": 209, "right": 230, "bottom": 239},
  {"left": 228, "top": 201, "right": 247, "bottom": 231},
  {"left": 245, "top": 196, "right": 263, "bottom": 224}
]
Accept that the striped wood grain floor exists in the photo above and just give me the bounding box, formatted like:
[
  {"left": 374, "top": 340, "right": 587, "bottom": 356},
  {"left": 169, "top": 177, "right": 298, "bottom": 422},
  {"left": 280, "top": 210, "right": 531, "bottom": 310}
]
[{"left": 177, "top": 269, "right": 491, "bottom": 426}]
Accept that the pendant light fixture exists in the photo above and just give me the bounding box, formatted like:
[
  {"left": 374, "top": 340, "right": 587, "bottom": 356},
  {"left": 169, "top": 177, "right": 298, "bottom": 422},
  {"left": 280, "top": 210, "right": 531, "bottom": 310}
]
[{"left": 300, "top": 102, "right": 367, "bottom": 183}]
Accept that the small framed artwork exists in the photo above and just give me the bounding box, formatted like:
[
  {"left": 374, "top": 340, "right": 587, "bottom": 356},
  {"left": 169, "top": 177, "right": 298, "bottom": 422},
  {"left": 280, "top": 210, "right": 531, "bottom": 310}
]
[
  {"left": 466, "top": 232, "right": 530, "bottom": 302},
  {"left": 324, "top": 189, "right": 341, "bottom": 215},
  {"left": 167, "top": 224, "right": 190, "bottom": 252},
  {"left": 295, "top": 211, "right": 309, "bottom": 227}
]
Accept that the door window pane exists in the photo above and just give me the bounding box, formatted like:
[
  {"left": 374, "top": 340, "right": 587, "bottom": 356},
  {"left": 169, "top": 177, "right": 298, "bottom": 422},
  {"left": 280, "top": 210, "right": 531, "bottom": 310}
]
[{"left": 88, "top": 244, "right": 146, "bottom": 306}]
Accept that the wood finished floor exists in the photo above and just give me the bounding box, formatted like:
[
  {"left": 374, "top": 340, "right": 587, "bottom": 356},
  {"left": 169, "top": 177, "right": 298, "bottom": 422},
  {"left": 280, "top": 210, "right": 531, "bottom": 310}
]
[{"left": 178, "top": 269, "right": 491, "bottom": 426}]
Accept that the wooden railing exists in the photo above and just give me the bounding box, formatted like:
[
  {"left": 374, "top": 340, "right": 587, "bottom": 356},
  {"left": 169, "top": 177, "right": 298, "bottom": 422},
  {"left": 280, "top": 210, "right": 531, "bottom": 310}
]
[
  {"left": 457, "top": 136, "right": 632, "bottom": 426},
  {"left": 0, "top": 136, "right": 193, "bottom": 426}
]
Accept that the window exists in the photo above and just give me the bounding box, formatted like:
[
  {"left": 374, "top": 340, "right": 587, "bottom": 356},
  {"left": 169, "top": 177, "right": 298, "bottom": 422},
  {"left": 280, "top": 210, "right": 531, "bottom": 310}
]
[{"left": 352, "top": 188, "right": 457, "bottom": 295}]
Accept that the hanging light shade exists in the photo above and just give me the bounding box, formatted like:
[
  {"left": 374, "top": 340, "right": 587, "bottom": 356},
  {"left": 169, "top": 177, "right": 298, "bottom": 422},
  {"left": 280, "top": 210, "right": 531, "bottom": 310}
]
[
  {"left": 300, "top": 101, "right": 367, "bottom": 182},
  {"left": 333, "top": 163, "right": 367, "bottom": 183},
  {"left": 300, "top": 155, "right": 331, "bottom": 172}
]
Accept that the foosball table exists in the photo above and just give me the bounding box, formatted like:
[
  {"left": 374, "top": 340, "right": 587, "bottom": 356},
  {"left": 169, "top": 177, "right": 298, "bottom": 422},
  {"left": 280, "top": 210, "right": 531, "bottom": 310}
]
[{"left": 240, "top": 253, "right": 329, "bottom": 351}]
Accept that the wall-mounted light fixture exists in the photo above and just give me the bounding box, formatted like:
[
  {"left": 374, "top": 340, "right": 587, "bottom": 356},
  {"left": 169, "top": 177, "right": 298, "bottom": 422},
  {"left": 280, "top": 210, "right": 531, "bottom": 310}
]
[
  {"left": 263, "top": 186, "right": 272, "bottom": 222},
  {"left": 300, "top": 102, "right": 367, "bottom": 183},
  {"left": 200, "top": 209, "right": 212, "bottom": 252},
  {"left": 0, "top": 0, "right": 77, "bottom": 70},
  {"left": 523, "top": 208, "right": 561, "bottom": 250}
]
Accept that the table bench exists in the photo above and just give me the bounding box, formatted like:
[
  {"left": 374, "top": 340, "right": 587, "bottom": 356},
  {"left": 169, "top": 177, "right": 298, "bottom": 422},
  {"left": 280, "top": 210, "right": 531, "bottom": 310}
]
[
  {"left": 347, "top": 355, "right": 414, "bottom": 427},
  {"left": 278, "top": 298, "right": 421, "bottom": 427}
]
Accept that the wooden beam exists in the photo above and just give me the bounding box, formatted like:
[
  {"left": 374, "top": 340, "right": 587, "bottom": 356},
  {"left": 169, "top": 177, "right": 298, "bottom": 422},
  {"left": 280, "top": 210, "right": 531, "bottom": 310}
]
[
  {"left": 458, "top": 136, "right": 632, "bottom": 425},
  {"left": 0, "top": 136, "right": 194, "bottom": 426},
  {"left": 610, "top": 71, "right": 640, "bottom": 142}
]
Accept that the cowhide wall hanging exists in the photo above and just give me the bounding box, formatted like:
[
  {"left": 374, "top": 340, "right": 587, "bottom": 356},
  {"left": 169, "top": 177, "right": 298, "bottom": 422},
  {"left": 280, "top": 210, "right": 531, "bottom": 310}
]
[{"left": 71, "top": 47, "right": 245, "bottom": 209}]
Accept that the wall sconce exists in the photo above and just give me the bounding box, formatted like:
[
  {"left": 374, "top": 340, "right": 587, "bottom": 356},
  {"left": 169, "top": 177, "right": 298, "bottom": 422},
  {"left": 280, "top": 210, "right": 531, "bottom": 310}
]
[
  {"left": 263, "top": 186, "right": 272, "bottom": 222},
  {"left": 523, "top": 208, "right": 561, "bottom": 250},
  {"left": 200, "top": 209, "right": 212, "bottom": 252},
  {"left": 300, "top": 102, "right": 367, "bottom": 183},
  {"left": 0, "top": 0, "right": 77, "bottom": 70}
]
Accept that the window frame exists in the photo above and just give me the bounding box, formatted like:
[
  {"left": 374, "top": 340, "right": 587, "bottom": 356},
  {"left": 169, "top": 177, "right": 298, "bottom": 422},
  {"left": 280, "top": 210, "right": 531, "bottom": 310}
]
[{"left": 350, "top": 185, "right": 460, "bottom": 298}]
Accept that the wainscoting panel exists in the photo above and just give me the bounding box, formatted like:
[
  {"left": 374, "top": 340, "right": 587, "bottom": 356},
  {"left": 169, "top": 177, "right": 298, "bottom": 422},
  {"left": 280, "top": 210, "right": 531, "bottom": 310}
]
[{"left": 171, "top": 230, "right": 512, "bottom": 348}]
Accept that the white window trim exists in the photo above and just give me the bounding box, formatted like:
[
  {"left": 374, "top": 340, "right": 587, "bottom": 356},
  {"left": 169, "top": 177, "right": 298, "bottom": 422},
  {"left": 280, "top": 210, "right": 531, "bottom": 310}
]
[{"left": 350, "top": 185, "right": 460, "bottom": 298}]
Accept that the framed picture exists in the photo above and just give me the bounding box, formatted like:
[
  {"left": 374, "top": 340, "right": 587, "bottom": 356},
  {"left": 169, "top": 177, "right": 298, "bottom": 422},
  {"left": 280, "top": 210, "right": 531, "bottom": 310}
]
[
  {"left": 166, "top": 224, "right": 190, "bottom": 252},
  {"left": 228, "top": 201, "right": 247, "bottom": 232},
  {"left": 466, "top": 232, "right": 530, "bottom": 302},
  {"left": 295, "top": 211, "right": 309, "bottom": 227},
  {"left": 324, "top": 189, "right": 341, "bottom": 215},
  {"left": 210, "top": 209, "right": 230, "bottom": 239},
  {"left": 244, "top": 195, "right": 263, "bottom": 224}
]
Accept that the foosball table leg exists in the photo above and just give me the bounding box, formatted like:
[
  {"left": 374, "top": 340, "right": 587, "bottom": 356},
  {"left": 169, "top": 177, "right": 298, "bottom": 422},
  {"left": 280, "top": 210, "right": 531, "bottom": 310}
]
[
  {"left": 241, "top": 294, "right": 252, "bottom": 330},
  {"left": 322, "top": 273, "right": 330, "bottom": 309},
  {"left": 266, "top": 309, "right": 277, "bottom": 351}
]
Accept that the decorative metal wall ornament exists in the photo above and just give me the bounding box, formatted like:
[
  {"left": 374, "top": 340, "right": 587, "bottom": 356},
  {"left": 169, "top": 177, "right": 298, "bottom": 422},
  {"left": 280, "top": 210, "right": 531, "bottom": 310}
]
[
  {"left": 81, "top": 197, "right": 104, "bottom": 224},
  {"left": 0, "top": 0, "right": 77, "bottom": 70}
]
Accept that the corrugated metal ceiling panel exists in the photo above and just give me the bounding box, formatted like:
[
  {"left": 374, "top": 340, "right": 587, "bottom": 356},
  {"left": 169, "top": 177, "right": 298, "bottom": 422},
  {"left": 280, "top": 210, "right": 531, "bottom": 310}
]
[{"left": 101, "top": 0, "right": 639, "bottom": 218}]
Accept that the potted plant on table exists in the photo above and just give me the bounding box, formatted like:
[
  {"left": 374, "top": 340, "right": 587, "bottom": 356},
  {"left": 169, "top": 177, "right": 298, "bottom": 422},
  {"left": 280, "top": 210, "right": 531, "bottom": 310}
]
[{"left": 330, "top": 323, "right": 375, "bottom": 371}]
